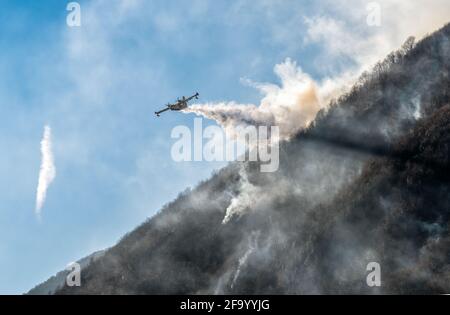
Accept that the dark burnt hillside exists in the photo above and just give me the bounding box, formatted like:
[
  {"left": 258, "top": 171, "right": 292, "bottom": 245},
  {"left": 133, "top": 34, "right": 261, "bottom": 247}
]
[
  {"left": 56, "top": 23, "right": 450, "bottom": 294},
  {"left": 303, "top": 105, "right": 450, "bottom": 294}
]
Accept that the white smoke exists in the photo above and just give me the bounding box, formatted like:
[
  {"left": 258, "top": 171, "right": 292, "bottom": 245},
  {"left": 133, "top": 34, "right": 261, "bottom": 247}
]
[
  {"left": 35, "top": 125, "right": 56, "bottom": 217},
  {"left": 223, "top": 162, "right": 303, "bottom": 224},
  {"left": 184, "top": 58, "right": 351, "bottom": 141},
  {"left": 222, "top": 165, "right": 261, "bottom": 224},
  {"left": 231, "top": 231, "right": 260, "bottom": 289}
]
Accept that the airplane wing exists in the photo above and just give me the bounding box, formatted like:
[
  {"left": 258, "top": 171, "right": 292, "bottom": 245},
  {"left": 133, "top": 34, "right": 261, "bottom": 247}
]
[{"left": 155, "top": 107, "right": 170, "bottom": 117}]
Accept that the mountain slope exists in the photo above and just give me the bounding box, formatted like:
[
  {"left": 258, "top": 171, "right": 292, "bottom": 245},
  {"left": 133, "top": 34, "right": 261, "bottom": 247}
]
[
  {"left": 27, "top": 250, "right": 105, "bottom": 295},
  {"left": 55, "top": 23, "right": 450, "bottom": 294}
]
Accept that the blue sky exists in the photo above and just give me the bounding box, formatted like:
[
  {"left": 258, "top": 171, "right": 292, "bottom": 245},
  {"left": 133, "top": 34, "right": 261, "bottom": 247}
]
[{"left": 0, "top": 0, "right": 448, "bottom": 294}]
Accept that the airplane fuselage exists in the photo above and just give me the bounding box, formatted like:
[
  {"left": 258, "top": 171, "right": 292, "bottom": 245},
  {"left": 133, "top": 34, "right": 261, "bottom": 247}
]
[{"left": 168, "top": 102, "right": 188, "bottom": 111}]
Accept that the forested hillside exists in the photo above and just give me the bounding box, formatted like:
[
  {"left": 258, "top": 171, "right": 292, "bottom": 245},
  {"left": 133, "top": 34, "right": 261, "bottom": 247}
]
[{"left": 55, "top": 23, "right": 450, "bottom": 294}]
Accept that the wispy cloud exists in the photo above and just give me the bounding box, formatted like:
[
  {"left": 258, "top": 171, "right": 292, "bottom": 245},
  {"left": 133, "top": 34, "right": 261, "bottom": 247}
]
[
  {"left": 35, "top": 125, "right": 56, "bottom": 218},
  {"left": 305, "top": 0, "right": 450, "bottom": 75}
]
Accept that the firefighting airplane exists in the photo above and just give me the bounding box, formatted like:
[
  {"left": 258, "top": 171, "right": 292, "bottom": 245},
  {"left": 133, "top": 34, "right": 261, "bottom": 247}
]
[{"left": 155, "top": 93, "right": 199, "bottom": 117}]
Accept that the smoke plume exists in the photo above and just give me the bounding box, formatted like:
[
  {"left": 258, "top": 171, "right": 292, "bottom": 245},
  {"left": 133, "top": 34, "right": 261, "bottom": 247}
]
[
  {"left": 35, "top": 125, "right": 56, "bottom": 217},
  {"left": 184, "top": 58, "right": 351, "bottom": 141},
  {"left": 222, "top": 165, "right": 261, "bottom": 224},
  {"left": 231, "top": 231, "right": 260, "bottom": 288}
]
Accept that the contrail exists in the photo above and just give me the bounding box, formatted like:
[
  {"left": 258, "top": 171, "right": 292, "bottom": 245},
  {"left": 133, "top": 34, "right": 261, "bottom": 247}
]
[{"left": 35, "top": 125, "right": 56, "bottom": 217}]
